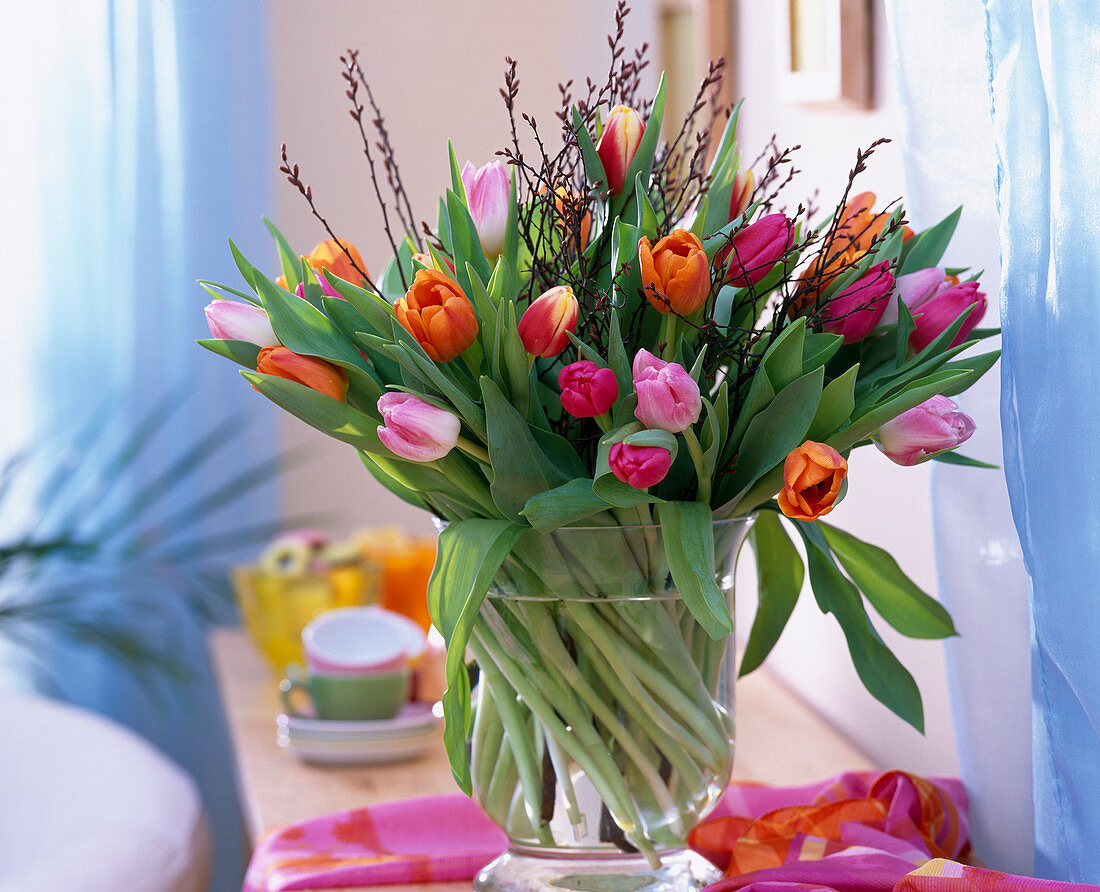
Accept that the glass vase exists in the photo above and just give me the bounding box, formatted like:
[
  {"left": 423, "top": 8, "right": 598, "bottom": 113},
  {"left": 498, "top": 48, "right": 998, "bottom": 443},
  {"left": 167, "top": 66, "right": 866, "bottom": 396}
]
[{"left": 469, "top": 517, "right": 753, "bottom": 892}]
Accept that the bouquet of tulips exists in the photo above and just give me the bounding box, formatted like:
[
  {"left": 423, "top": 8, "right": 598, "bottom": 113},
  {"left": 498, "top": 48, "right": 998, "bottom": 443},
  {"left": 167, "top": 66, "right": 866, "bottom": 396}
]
[{"left": 199, "top": 23, "right": 995, "bottom": 854}]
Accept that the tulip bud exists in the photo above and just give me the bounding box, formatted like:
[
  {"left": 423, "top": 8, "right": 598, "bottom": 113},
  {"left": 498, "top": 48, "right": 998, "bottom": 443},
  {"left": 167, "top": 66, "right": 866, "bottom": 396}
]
[
  {"left": 875, "top": 395, "right": 976, "bottom": 467},
  {"left": 595, "top": 105, "right": 645, "bottom": 195},
  {"left": 460, "top": 160, "right": 510, "bottom": 257},
  {"left": 376, "top": 393, "right": 461, "bottom": 462},
  {"left": 552, "top": 187, "right": 592, "bottom": 251},
  {"left": 256, "top": 346, "right": 349, "bottom": 402},
  {"left": 517, "top": 285, "right": 579, "bottom": 358},
  {"left": 729, "top": 168, "right": 755, "bottom": 221},
  {"left": 908, "top": 280, "right": 987, "bottom": 353},
  {"left": 721, "top": 214, "right": 793, "bottom": 288},
  {"left": 877, "top": 267, "right": 944, "bottom": 327},
  {"left": 777, "top": 441, "right": 847, "bottom": 521},
  {"left": 638, "top": 229, "right": 711, "bottom": 315},
  {"left": 204, "top": 300, "right": 279, "bottom": 347},
  {"left": 303, "top": 238, "right": 370, "bottom": 287},
  {"left": 395, "top": 270, "right": 479, "bottom": 362},
  {"left": 608, "top": 442, "right": 672, "bottom": 489},
  {"left": 821, "top": 261, "right": 895, "bottom": 344},
  {"left": 558, "top": 360, "right": 619, "bottom": 418},
  {"left": 294, "top": 271, "right": 342, "bottom": 301},
  {"left": 632, "top": 349, "right": 701, "bottom": 433}
]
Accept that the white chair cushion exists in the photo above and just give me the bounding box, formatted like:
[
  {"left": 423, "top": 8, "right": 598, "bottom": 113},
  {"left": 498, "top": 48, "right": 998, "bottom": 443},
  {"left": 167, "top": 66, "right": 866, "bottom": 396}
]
[{"left": 0, "top": 691, "right": 211, "bottom": 892}]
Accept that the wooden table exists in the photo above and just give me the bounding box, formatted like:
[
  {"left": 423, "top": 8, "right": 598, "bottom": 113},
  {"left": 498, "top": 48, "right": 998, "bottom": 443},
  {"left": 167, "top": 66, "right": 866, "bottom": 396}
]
[{"left": 210, "top": 627, "right": 875, "bottom": 891}]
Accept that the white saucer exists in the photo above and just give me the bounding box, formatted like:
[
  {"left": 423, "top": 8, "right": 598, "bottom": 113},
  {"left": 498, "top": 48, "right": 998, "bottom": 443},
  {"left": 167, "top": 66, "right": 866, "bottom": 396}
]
[
  {"left": 277, "top": 726, "right": 442, "bottom": 765},
  {"left": 276, "top": 701, "right": 441, "bottom": 741}
]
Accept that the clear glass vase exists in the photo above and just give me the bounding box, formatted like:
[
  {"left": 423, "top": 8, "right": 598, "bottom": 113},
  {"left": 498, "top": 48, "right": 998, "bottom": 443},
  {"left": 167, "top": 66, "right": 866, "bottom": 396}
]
[{"left": 469, "top": 517, "right": 753, "bottom": 892}]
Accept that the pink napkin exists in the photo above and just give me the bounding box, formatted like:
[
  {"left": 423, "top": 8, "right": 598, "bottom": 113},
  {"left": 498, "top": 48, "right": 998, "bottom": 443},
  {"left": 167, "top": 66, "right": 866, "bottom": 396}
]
[
  {"left": 243, "top": 794, "right": 505, "bottom": 891},
  {"left": 243, "top": 772, "right": 1098, "bottom": 892}
]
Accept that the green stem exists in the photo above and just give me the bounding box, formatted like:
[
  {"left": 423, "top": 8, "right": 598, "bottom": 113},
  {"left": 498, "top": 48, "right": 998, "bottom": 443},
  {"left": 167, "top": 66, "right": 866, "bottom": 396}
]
[
  {"left": 513, "top": 602, "right": 682, "bottom": 822},
  {"left": 682, "top": 427, "right": 711, "bottom": 504},
  {"left": 469, "top": 629, "right": 659, "bottom": 865},
  {"left": 595, "top": 602, "right": 730, "bottom": 758},
  {"left": 473, "top": 642, "right": 555, "bottom": 845},
  {"left": 456, "top": 436, "right": 491, "bottom": 464},
  {"left": 562, "top": 606, "right": 715, "bottom": 776},
  {"left": 662, "top": 312, "right": 679, "bottom": 361}
]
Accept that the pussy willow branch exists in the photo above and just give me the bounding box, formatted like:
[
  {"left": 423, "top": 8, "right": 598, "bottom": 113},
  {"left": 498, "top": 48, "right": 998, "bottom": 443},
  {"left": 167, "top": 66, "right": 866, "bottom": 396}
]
[
  {"left": 340, "top": 51, "right": 406, "bottom": 289},
  {"left": 278, "top": 143, "right": 380, "bottom": 294}
]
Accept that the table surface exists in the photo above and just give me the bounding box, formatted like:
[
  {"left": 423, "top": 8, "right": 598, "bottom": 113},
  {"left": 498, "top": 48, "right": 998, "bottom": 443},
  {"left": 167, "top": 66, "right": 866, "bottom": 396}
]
[{"left": 210, "top": 627, "right": 875, "bottom": 892}]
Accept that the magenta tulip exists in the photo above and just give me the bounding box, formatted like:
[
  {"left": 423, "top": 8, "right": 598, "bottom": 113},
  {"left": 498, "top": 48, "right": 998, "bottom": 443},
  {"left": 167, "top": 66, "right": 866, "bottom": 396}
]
[
  {"left": 632, "top": 349, "right": 701, "bottom": 433},
  {"left": 909, "top": 281, "right": 987, "bottom": 353},
  {"left": 559, "top": 361, "right": 619, "bottom": 418},
  {"left": 721, "top": 213, "right": 793, "bottom": 288},
  {"left": 821, "top": 261, "right": 895, "bottom": 343},
  {"left": 608, "top": 442, "right": 672, "bottom": 489},
  {"left": 295, "top": 271, "right": 342, "bottom": 300},
  {"left": 376, "top": 393, "right": 461, "bottom": 462},
  {"left": 875, "top": 395, "right": 976, "bottom": 466},
  {"left": 204, "top": 300, "right": 279, "bottom": 347},
  {"left": 877, "top": 267, "right": 943, "bottom": 327},
  {"left": 461, "top": 160, "right": 510, "bottom": 257}
]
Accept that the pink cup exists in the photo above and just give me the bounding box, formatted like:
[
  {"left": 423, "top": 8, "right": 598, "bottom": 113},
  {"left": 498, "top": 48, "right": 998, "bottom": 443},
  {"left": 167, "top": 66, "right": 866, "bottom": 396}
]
[{"left": 302, "top": 606, "right": 426, "bottom": 677}]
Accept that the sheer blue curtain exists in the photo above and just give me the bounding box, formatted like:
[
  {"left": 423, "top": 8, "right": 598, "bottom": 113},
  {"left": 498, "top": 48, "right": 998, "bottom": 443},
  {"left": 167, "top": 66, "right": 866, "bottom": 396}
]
[
  {"left": 20, "top": 2, "right": 277, "bottom": 889},
  {"left": 985, "top": 1, "right": 1100, "bottom": 882},
  {"left": 884, "top": 2, "right": 1032, "bottom": 876}
]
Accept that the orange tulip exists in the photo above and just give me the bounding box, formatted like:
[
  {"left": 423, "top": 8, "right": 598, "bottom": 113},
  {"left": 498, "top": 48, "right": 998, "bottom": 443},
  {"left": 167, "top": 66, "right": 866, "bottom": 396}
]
[
  {"left": 517, "top": 285, "right": 579, "bottom": 358},
  {"left": 638, "top": 229, "right": 711, "bottom": 315},
  {"left": 553, "top": 187, "right": 592, "bottom": 251},
  {"left": 797, "top": 192, "right": 913, "bottom": 301},
  {"left": 256, "top": 346, "right": 349, "bottom": 402},
  {"left": 303, "top": 238, "right": 370, "bottom": 286},
  {"left": 395, "top": 269, "right": 479, "bottom": 362},
  {"left": 777, "top": 441, "right": 847, "bottom": 521}
]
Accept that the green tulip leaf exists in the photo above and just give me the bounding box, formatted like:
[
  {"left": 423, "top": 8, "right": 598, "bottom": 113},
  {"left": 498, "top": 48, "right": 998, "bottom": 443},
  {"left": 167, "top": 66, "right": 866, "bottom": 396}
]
[
  {"left": 820, "top": 521, "right": 956, "bottom": 639},
  {"left": 427, "top": 518, "right": 526, "bottom": 793},
  {"left": 740, "top": 511, "right": 803, "bottom": 676},
  {"left": 796, "top": 522, "right": 925, "bottom": 732},
  {"left": 197, "top": 338, "right": 261, "bottom": 369},
  {"left": 657, "top": 501, "right": 733, "bottom": 639},
  {"left": 899, "top": 206, "right": 962, "bottom": 275}
]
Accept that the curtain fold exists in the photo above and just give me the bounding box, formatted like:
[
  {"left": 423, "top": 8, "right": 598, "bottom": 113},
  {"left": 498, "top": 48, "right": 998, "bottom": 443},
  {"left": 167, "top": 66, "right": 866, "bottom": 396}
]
[
  {"left": 18, "top": 2, "right": 278, "bottom": 890},
  {"left": 985, "top": 0, "right": 1100, "bottom": 882}
]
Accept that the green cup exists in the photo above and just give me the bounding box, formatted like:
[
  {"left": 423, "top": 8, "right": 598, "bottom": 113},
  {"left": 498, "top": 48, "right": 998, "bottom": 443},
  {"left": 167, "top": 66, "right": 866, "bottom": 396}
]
[{"left": 280, "top": 668, "right": 410, "bottom": 721}]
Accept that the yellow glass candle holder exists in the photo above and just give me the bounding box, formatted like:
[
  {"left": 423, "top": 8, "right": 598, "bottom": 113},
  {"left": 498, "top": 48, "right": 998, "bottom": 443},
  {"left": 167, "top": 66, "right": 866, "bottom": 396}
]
[{"left": 232, "top": 561, "right": 380, "bottom": 673}]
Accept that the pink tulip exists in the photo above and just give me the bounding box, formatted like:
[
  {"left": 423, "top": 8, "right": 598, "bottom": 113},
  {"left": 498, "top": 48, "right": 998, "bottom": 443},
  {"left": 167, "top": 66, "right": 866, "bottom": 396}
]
[
  {"left": 721, "top": 214, "right": 793, "bottom": 288},
  {"left": 518, "top": 285, "right": 579, "bottom": 358},
  {"left": 608, "top": 442, "right": 672, "bottom": 489},
  {"left": 908, "top": 281, "right": 987, "bottom": 353},
  {"left": 632, "top": 349, "right": 701, "bottom": 433},
  {"left": 376, "top": 393, "right": 461, "bottom": 462},
  {"left": 559, "top": 360, "right": 619, "bottom": 418},
  {"left": 461, "top": 160, "right": 510, "bottom": 257},
  {"left": 295, "top": 271, "right": 342, "bottom": 300},
  {"left": 595, "top": 105, "right": 645, "bottom": 195},
  {"left": 877, "top": 267, "right": 943, "bottom": 327},
  {"left": 821, "top": 261, "right": 895, "bottom": 344},
  {"left": 204, "top": 300, "right": 279, "bottom": 346},
  {"left": 875, "top": 395, "right": 976, "bottom": 466}
]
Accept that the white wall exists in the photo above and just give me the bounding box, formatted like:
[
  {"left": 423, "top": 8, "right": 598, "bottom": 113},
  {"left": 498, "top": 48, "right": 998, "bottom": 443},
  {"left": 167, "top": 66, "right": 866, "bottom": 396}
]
[
  {"left": 729, "top": 1, "right": 956, "bottom": 774},
  {"left": 268, "top": 1, "right": 959, "bottom": 773},
  {"left": 269, "top": 0, "right": 657, "bottom": 536}
]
